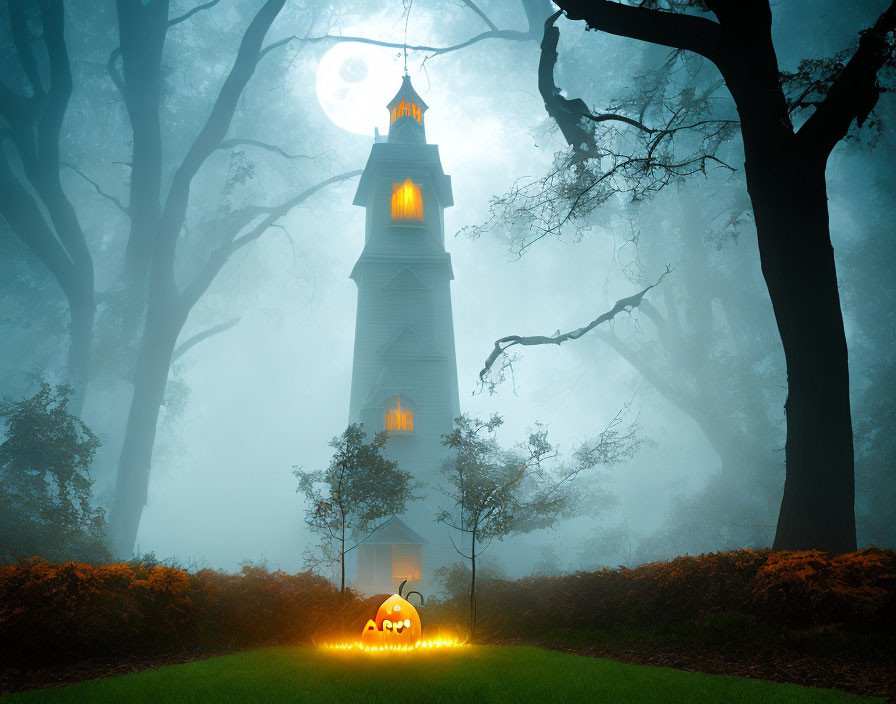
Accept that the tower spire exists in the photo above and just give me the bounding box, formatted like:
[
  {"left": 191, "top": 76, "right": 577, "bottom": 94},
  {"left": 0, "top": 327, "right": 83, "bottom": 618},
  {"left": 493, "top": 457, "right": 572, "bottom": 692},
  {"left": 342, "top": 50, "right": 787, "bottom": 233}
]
[{"left": 386, "top": 74, "right": 427, "bottom": 145}]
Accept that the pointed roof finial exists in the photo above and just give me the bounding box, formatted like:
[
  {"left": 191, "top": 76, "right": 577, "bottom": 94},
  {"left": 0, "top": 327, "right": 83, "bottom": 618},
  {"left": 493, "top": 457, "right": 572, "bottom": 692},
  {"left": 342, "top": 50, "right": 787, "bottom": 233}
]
[{"left": 402, "top": 0, "right": 411, "bottom": 77}]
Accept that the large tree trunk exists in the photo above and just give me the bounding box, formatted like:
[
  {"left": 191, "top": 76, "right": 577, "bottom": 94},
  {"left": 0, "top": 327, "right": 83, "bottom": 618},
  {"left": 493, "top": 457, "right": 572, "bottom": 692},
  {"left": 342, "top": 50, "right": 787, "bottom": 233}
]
[
  {"left": 0, "top": 152, "right": 94, "bottom": 414},
  {"left": 115, "top": 0, "right": 167, "bottom": 343},
  {"left": 66, "top": 286, "right": 95, "bottom": 413},
  {"left": 745, "top": 151, "right": 856, "bottom": 553},
  {"left": 721, "top": 17, "right": 857, "bottom": 552},
  {"left": 108, "top": 305, "right": 182, "bottom": 556},
  {"left": 106, "top": 0, "right": 287, "bottom": 557}
]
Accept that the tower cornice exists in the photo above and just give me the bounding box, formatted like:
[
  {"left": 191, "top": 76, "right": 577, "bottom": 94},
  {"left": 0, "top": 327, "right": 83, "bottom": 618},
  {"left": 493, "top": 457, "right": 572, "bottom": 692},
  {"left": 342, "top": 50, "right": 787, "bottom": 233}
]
[
  {"left": 353, "top": 142, "right": 453, "bottom": 208},
  {"left": 349, "top": 252, "right": 454, "bottom": 282}
]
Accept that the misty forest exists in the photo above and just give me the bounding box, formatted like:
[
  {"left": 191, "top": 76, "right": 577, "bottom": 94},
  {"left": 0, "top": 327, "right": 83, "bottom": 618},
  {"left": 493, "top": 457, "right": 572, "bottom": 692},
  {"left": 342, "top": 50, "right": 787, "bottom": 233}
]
[{"left": 0, "top": 0, "right": 894, "bottom": 702}]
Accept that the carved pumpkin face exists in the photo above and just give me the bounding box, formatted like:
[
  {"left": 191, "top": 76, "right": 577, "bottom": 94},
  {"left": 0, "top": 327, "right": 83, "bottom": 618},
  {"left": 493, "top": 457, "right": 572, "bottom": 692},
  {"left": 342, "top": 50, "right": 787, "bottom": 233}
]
[
  {"left": 360, "top": 619, "right": 383, "bottom": 646},
  {"left": 374, "top": 593, "right": 421, "bottom": 643},
  {"left": 358, "top": 580, "right": 423, "bottom": 646}
]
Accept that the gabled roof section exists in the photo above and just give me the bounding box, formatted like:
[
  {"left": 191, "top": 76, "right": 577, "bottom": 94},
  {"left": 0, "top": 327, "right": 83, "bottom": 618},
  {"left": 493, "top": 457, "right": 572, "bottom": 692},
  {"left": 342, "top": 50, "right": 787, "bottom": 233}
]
[
  {"left": 379, "top": 324, "right": 445, "bottom": 359},
  {"left": 384, "top": 267, "right": 430, "bottom": 290},
  {"left": 374, "top": 367, "right": 394, "bottom": 386},
  {"left": 362, "top": 515, "right": 429, "bottom": 545}
]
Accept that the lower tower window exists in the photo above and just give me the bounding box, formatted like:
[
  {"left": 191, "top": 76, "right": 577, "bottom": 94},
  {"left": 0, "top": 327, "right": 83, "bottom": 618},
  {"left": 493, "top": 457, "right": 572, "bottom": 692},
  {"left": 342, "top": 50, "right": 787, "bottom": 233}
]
[{"left": 385, "top": 394, "right": 414, "bottom": 432}]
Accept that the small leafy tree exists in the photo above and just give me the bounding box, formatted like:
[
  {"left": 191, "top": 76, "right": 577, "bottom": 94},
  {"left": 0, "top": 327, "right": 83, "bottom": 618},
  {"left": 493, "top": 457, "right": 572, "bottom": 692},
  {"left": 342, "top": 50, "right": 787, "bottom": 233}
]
[
  {"left": 0, "top": 383, "right": 108, "bottom": 563},
  {"left": 295, "top": 423, "right": 417, "bottom": 598},
  {"left": 436, "top": 414, "right": 579, "bottom": 639}
]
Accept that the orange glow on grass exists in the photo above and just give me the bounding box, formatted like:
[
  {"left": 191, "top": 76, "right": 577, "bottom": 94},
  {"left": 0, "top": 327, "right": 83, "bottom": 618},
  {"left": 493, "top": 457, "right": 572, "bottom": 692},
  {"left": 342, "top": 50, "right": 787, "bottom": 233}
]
[
  {"left": 323, "top": 637, "right": 463, "bottom": 652},
  {"left": 333, "top": 579, "right": 459, "bottom": 652}
]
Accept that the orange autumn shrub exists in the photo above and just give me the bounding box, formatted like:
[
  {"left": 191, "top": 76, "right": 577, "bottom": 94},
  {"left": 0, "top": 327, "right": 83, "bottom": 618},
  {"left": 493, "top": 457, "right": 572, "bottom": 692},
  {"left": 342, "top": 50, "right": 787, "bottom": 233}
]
[
  {"left": 459, "top": 548, "right": 895, "bottom": 639},
  {"left": 2, "top": 550, "right": 893, "bottom": 663},
  {"left": 471, "top": 549, "right": 769, "bottom": 636},
  {"left": 751, "top": 548, "right": 896, "bottom": 627},
  {"left": 200, "top": 565, "right": 358, "bottom": 647},
  {"left": 0, "top": 559, "right": 346, "bottom": 664}
]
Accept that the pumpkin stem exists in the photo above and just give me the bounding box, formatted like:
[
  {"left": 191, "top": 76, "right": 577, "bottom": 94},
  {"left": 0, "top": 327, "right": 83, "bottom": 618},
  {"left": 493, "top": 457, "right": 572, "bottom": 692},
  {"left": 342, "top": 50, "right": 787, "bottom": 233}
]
[
  {"left": 398, "top": 579, "right": 408, "bottom": 597},
  {"left": 405, "top": 590, "right": 424, "bottom": 606}
]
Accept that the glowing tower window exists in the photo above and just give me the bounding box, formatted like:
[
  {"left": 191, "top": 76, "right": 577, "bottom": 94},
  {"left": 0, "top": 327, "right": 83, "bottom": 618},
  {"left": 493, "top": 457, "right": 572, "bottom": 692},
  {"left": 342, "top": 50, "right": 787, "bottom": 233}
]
[
  {"left": 392, "top": 546, "right": 421, "bottom": 581},
  {"left": 385, "top": 394, "right": 414, "bottom": 432},
  {"left": 391, "top": 178, "right": 423, "bottom": 222},
  {"left": 390, "top": 100, "right": 422, "bottom": 123}
]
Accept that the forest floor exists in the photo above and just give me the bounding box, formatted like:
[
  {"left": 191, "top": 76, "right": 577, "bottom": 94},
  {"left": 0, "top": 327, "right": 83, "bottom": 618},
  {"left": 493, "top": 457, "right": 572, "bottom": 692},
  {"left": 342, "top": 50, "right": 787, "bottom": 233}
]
[
  {"left": 538, "top": 640, "right": 896, "bottom": 703},
  {"left": 0, "top": 649, "right": 226, "bottom": 697},
  {"left": 1, "top": 639, "right": 893, "bottom": 701},
  {"left": 0, "top": 646, "right": 883, "bottom": 704}
]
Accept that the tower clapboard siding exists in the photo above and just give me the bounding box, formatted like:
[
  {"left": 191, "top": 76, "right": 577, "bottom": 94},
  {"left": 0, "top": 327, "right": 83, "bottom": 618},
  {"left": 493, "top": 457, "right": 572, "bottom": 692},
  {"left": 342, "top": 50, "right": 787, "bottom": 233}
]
[{"left": 349, "top": 76, "right": 460, "bottom": 596}]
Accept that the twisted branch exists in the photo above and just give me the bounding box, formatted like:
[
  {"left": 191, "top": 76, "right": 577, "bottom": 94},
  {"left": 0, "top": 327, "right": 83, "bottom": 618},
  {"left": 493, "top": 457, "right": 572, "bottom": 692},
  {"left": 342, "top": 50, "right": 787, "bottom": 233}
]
[
  {"left": 479, "top": 267, "right": 671, "bottom": 388},
  {"left": 62, "top": 162, "right": 129, "bottom": 215}
]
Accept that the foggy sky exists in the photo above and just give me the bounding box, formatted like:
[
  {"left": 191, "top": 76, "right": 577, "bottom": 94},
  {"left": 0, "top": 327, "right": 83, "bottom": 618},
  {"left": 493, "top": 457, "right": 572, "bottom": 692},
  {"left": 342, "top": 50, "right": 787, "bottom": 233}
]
[{"left": 2, "top": 0, "right": 892, "bottom": 577}]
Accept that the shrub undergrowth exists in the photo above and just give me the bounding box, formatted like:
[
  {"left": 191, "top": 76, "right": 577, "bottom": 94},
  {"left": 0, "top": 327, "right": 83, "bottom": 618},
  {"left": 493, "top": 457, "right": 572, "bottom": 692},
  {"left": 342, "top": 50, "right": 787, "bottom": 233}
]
[{"left": 1, "top": 548, "right": 892, "bottom": 666}]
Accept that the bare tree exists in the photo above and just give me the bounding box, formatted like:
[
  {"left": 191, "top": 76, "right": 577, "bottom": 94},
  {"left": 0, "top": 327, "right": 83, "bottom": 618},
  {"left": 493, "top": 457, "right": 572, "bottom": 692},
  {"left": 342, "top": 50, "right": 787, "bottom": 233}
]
[
  {"left": 0, "top": 1, "right": 95, "bottom": 411},
  {"left": 436, "top": 414, "right": 581, "bottom": 639},
  {"left": 295, "top": 424, "right": 417, "bottom": 599},
  {"left": 106, "top": 0, "right": 362, "bottom": 555}
]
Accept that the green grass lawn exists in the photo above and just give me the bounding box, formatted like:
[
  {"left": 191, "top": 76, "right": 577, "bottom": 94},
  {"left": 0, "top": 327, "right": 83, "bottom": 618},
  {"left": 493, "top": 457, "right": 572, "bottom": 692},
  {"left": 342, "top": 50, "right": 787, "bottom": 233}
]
[{"left": 1, "top": 645, "right": 882, "bottom": 704}]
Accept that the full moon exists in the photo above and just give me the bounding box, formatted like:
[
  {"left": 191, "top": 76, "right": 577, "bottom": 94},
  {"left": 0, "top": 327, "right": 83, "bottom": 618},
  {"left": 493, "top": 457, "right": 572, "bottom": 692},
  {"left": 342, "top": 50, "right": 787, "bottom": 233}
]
[{"left": 316, "top": 43, "right": 402, "bottom": 136}]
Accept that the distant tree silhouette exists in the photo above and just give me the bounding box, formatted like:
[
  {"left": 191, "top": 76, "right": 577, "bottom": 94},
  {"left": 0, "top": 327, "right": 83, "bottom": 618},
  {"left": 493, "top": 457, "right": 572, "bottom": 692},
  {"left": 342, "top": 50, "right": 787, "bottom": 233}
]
[{"left": 0, "top": 383, "right": 108, "bottom": 564}]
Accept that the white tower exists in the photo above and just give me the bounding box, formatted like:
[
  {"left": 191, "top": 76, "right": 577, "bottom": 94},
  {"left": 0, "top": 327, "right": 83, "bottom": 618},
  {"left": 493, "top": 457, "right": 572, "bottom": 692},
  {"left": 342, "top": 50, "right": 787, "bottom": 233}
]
[{"left": 348, "top": 75, "right": 460, "bottom": 596}]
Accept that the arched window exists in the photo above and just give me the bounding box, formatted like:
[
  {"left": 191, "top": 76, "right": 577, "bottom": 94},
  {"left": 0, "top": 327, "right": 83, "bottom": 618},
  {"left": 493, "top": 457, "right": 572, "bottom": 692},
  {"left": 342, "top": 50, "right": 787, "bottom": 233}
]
[
  {"left": 390, "top": 100, "right": 422, "bottom": 124},
  {"left": 385, "top": 394, "right": 414, "bottom": 432},
  {"left": 391, "top": 178, "right": 423, "bottom": 222}
]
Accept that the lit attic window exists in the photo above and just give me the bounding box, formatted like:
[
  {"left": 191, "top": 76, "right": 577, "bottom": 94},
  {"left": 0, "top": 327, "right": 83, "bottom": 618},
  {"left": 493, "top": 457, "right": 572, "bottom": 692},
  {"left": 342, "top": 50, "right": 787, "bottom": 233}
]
[
  {"left": 390, "top": 99, "right": 422, "bottom": 123},
  {"left": 391, "top": 178, "right": 423, "bottom": 222}
]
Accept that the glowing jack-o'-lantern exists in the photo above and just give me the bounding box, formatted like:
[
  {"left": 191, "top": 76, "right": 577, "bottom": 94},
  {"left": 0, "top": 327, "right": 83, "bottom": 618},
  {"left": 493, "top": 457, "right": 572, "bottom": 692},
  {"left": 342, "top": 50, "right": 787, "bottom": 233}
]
[{"left": 359, "top": 579, "right": 423, "bottom": 646}]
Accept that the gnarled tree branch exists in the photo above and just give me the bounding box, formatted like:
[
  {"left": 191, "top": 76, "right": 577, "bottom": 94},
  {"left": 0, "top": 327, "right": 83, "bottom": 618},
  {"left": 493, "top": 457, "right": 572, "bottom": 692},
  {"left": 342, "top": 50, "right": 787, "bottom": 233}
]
[
  {"left": 478, "top": 267, "right": 671, "bottom": 389},
  {"left": 62, "top": 162, "right": 129, "bottom": 215},
  {"left": 168, "top": 0, "right": 222, "bottom": 28},
  {"left": 179, "top": 169, "right": 362, "bottom": 310},
  {"left": 797, "top": 0, "right": 896, "bottom": 156},
  {"left": 157, "top": 0, "right": 287, "bottom": 298},
  {"left": 215, "top": 138, "right": 316, "bottom": 161},
  {"left": 263, "top": 0, "right": 553, "bottom": 60},
  {"left": 539, "top": 10, "right": 653, "bottom": 156},
  {"left": 462, "top": 0, "right": 499, "bottom": 32},
  {"left": 172, "top": 316, "right": 241, "bottom": 362},
  {"left": 558, "top": 0, "right": 724, "bottom": 62}
]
